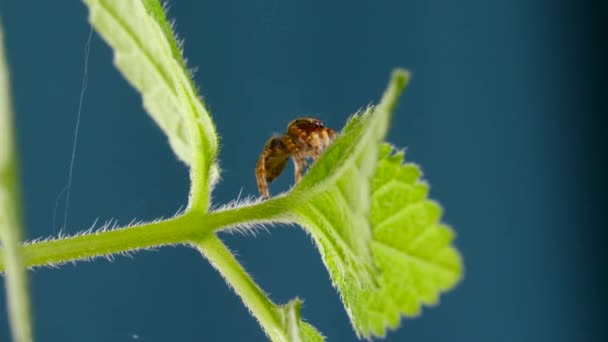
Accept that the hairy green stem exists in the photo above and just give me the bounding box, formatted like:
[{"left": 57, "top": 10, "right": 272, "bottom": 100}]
[
  {"left": 0, "top": 20, "right": 33, "bottom": 342},
  {"left": 0, "top": 216, "right": 190, "bottom": 271},
  {"left": 0, "top": 191, "right": 31, "bottom": 342},
  {"left": 0, "top": 195, "right": 298, "bottom": 272},
  {"left": 194, "top": 235, "right": 288, "bottom": 341}
]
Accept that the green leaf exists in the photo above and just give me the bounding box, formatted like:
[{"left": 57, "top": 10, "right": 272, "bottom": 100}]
[
  {"left": 280, "top": 299, "right": 325, "bottom": 342},
  {"left": 82, "top": 0, "right": 219, "bottom": 191},
  {"left": 298, "top": 322, "right": 325, "bottom": 342},
  {"left": 0, "top": 20, "right": 34, "bottom": 342},
  {"left": 286, "top": 70, "right": 462, "bottom": 338},
  {"left": 347, "top": 143, "right": 463, "bottom": 338},
  {"left": 289, "top": 69, "right": 409, "bottom": 323}
]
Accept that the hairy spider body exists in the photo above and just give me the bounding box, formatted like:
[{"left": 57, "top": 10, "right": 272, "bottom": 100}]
[{"left": 256, "top": 118, "right": 337, "bottom": 198}]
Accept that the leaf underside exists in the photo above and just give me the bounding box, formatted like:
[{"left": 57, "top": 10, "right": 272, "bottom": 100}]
[
  {"left": 83, "top": 0, "right": 218, "bottom": 166},
  {"left": 295, "top": 107, "right": 378, "bottom": 288},
  {"left": 292, "top": 70, "right": 408, "bottom": 291}
]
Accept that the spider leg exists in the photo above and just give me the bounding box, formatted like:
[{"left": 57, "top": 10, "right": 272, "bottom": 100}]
[
  {"left": 293, "top": 155, "right": 306, "bottom": 183},
  {"left": 306, "top": 148, "right": 320, "bottom": 161},
  {"left": 321, "top": 129, "right": 334, "bottom": 149},
  {"left": 309, "top": 132, "right": 322, "bottom": 150},
  {"left": 256, "top": 151, "right": 270, "bottom": 198}
]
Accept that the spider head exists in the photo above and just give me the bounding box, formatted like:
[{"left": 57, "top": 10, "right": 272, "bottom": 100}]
[{"left": 288, "top": 118, "right": 326, "bottom": 133}]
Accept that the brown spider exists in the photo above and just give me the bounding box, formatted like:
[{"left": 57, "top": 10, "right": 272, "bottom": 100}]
[{"left": 256, "top": 118, "right": 337, "bottom": 198}]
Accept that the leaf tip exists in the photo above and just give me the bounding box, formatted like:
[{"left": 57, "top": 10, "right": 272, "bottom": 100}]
[
  {"left": 377, "top": 68, "right": 411, "bottom": 120},
  {"left": 391, "top": 68, "right": 411, "bottom": 91}
]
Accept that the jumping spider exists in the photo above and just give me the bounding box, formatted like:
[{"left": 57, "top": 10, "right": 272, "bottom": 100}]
[{"left": 256, "top": 118, "right": 337, "bottom": 198}]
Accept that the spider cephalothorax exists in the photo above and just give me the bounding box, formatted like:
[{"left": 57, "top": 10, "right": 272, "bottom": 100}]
[{"left": 256, "top": 118, "right": 337, "bottom": 198}]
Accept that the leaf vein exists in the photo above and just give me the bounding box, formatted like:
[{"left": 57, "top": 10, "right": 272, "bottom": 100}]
[{"left": 373, "top": 241, "right": 458, "bottom": 276}]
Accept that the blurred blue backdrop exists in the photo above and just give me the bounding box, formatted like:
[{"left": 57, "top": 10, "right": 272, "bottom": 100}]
[{"left": 0, "top": 1, "right": 602, "bottom": 341}]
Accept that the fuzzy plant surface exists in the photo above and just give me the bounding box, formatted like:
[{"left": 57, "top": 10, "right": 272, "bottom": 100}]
[{"left": 0, "top": 1, "right": 463, "bottom": 341}]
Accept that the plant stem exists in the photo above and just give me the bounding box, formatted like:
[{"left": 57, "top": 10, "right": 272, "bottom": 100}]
[
  {"left": 0, "top": 196, "right": 297, "bottom": 272},
  {"left": 181, "top": 84, "right": 210, "bottom": 211},
  {"left": 0, "top": 215, "right": 192, "bottom": 271},
  {"left": 0, "top": 20, "right": 33, "bottom": 342},
  {"left": 173, "top": 68, "right": 215, "bottom": 212},
  {"left": 203, "top": 195, "right": 296, "bottom": 227},
  {"left": 194, "top": 235, "right": 288, "bottom": 342}
]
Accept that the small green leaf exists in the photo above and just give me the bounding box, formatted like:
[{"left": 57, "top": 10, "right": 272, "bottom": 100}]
[
  {"left": 298, "top": 322, "right": 325, "bottom": 342},
  {"left": 289, "top": 70, "right": 409, "bottom": 315},
  {"left": 82, "top": 0, "right": 218, "bottom": 173},
  {"left": 280, "top": 299, "right": 325, "bottom": 342},
  {"left": 0, "top": 20, "right": 34, "bottom": 342},
  {"left": 348, "top": 143, "right": 463, "bottom": 338}
]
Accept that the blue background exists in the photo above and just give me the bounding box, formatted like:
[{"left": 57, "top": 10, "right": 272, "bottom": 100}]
[{"left": 0, "top": 1, "right": 603, "bottom": 341}]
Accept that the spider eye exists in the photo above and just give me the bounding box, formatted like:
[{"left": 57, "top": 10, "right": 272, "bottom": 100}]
[{"left": 315, "top": 120, "right": 324, "bottom": 128}]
